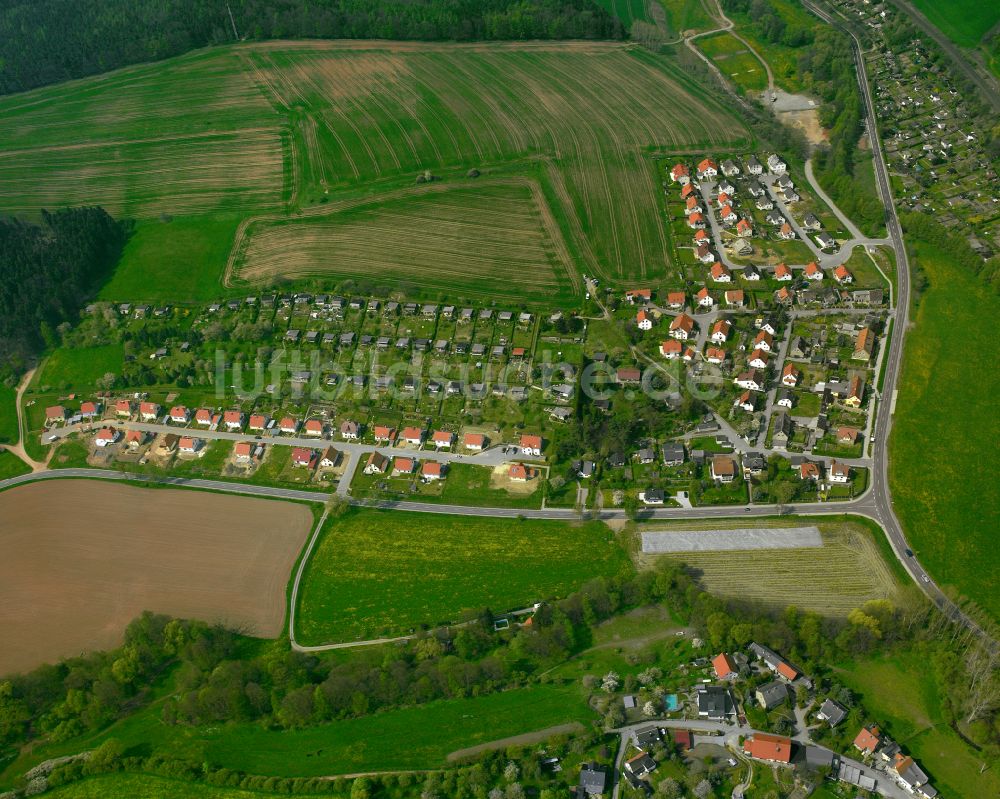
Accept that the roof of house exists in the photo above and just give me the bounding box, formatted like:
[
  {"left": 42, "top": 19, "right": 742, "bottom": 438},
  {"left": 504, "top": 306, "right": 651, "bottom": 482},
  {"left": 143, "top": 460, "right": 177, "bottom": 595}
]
[
  {"left": 744, "top": 733, "right": 792, "bottom": 763},
  {"left": 661, "top": 339, "right": 682, "bottom": 354},
  {"left": 801, "top": 462, "right": 821, "bottom": 479},
  {"left": 304, "top": 419, "right": 323, "bottom": 432},
  {"left": 713, "top": 652, "right": 737, "bottom": 678},
  {"left": 422, "top": 461, "right": 444, "bottom": 476},
  {"left": 509, "top": 463, "right": 533, "bottom": 480},
  {"left": 706, "top": 346, "right": 726, "bottom": 361},
  {"left": 819, "top": 698, "right": 847, "bottom": 726},
  {"left": 393, "top": 456, "right": 415, "bottom": 472},
  {"left": 854, "top": 725, "right": 881, "bottom": 752},
  {"left": 757, "top": 680, "right": 789, "bottom": 708},
  {"left": 711, "top": 455, "right": 737, "bottom": 476},
  {"left": 521, "top": 434, "right": 542, "bottom": 449},
  {"left": 432, "top": 430, "right": 453, "bottom": 443},
  {"left": 667, "top": 290, "right": 686, "bottom": 304},
  {"left": 697, "top": 685, "right": 732, "bottom": 717},
  {"left": 775, "top": 263, "right": 791, "bottom": 278},
  {"left": 725, "top": 289, "right": 744, "bottom": 302},
  {"left": 463, "top": 432, "right": 485, "bottom": 447},
  {"left": 223, "top": 410, "right": 242, "bottom": 423},
  {"left": 670, "top": 313, "right": 694, "bottom": 332},
  {"left": 234, "top": 441, "right": 253, "bottom": 457},
  {"left": 402, "top": 426, "right": 424, "bottom": 440}
]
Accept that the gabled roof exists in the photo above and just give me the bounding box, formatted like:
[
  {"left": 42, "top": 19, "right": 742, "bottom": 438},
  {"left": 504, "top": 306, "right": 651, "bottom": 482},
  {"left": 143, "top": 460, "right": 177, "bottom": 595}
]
[
  {"left": 712, "top": 652, "right": 737, "bottom": 678},
  {"left": 744, "top": 733, "right": 792, "bottom": 763}
]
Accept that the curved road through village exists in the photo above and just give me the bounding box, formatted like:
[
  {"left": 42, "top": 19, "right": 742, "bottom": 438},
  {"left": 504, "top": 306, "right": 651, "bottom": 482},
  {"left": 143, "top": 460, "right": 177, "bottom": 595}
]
[{"left": 1, "top": 3, "right": 993, "bottom": 650}]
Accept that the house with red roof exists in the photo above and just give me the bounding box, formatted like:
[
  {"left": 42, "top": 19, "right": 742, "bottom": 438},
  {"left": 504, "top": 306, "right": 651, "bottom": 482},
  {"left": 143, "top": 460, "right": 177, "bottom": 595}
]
[
  {"left": 833, "top": 264, "right": 853, "bottom": 283},
  {"left": 725, "top": 289, "right": 744, "bottom": 306},
  {"left": 373, "top": 425, "right": 395, "bottom": 443},
  {"left": 778, "top": 222, "right": 796, "bottom": 240},
  {"left": 743, "top": 734, "right": 792, "bottom": 764},
  {"left": 421, "top": 461, "right": 446, "bottom": 480},
  {"left": 248, "top": 414, "right": 268, "bottom": 431},
  {"left": 669, "top": 313, "right": 695, "bottom": 341},
  {"left": 666, "top": 291, "right": 686, "bottom": 309},
  {"left": 719, "top": 204, "right": 737, "bottom": 224},
  {"left": 94, "top": 427, "right": 120, "bottom": 447},
  {"left": 115, "top": 399, "right": 133, "bottom": 417},
  {"left": 774, "top": 263, "right": 792, "bottom": 281},
  {"left": 125, "top": 429, "right": 147, "bottom": 448},
  {"left": 804, "top": 261, "right": 823, "bottom": 281},
  {"left": 800, "top": 461, "right": 821, "bottom": 481},
  {"left": 775, "top": 286, "right": 794, "bottom": 305},
  {"left": 853, "top": 725, "right": 881, "bottom": 756},
  {"left": 138, "top": 401, "right": 159, "bottom": 420},
  {"left": 636, "top": 309, "right": 653, "bottom": 330},
  {"left": 233, "top": 441, "right": 255, "bottom": 462},
  {"left": 735, "top": 390, "right": 758, "bottom": 412},
  {"left": 432, "top": 430, "right": 454, "bottom": 448},
  {"left": 685, "top": 195, "right": 702, "bottom": 213},
  {"left": 463, "top": 432, "right": 486, "bottom": 451},
  {"left": 669, "top": 163, "right": 690, "bottom": 184},
  {"left": 392, "top": 456, "right": 416, "bottom": 475},
  {"left": 509, "top": 463, "right": 535, "bottom": 482},
  {"left": 687, "top": 211, "right": 705, "bottom": 229},
  {"left": 837, "top": 426, "right": 860, "bottom": 445},
  {"left": 46, "top": 405, "right": 66, "bottom": 423},
  {"left": 710, "top": 319, "right": 732, "bottom": 343},
  {"left": 195, "top": 408, "right": 213, "bottom": 426},
  {"left": 625, "top": 288, "right": 652, "bottom": 304},
  {"left": 223, "top": 410, "right": 244, "bottom": 430},
  {"left": 753, "top": 330, "right": 774, "bottom": 352},
  {"left": 291, "top": 447, "right": 317, "bottom": 468},
  {"left": 710, "top": 262, "right": 731, "bottom": 282},
  {"left": 696, "top": 287, "right": 714, "bottom": 307},
  {"left": 178, "top": 436, "right": 202, "bottom": 454},
  {"left": 303, "top": 419, "right": 324, "bottom": 436},
  {"left": 279, "top": 417, "right": 299, "bottom": 434},
  {"left": 749, "top": 349, "right": 769, "bottom": 369},
  {"left": 680, "top": 182, "right": 694, "bottom": 199},
  {"left": 660, "top": 339, "right": 683, "bottom": 359},
  {"left": 402, "top": 426, "right": 425, "bottom": 446},
  {"left": 696, "top": 158, "right": 717, "bottom": 179},
  {"left": 781, "top": 363, "right": 800, "bottom": 387},
  {"left": 705, "top": 347, "right": 726, "bottom": 365},
  {"left": 844, "top": 376, "right": 864, "bottom": 407},
  {"left": 696, "top": 243, "right": 714, "bottom": 263},
  {"left": 520, "top": 434, "right": 543, "bottom": 457},
  {"left": 169, "top": 406, "right": 190, "bottom": 424},
  {"left": 736, "top": 218, "right": 753, "bottom": 236},
  {"left": 829, "top": 460, "right": 851, "bottom": 483},
  {"left": 693, "top": 229, "right": 710, "bottom": 245},
  {"left": 712, "top": 653, "right": 738, "bottom": 680}
]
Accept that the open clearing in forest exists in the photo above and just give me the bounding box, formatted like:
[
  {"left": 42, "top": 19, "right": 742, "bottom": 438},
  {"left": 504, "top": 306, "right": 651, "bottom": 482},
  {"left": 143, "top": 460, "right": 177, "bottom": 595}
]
[
  {"left": 0, "top": 480, "right": 312, "bottom": 676},
  {"left": 295, "top": 508, "right": 632, "bottom": 645},
  {"left": 635, "top": 517, "right": 903, "bottom": 615},
  {"left": 0, "top": 41, "right": 747, "bottom": 299},
  {"left": 234, "top": 179, "right": 579, "bottom": 302}
]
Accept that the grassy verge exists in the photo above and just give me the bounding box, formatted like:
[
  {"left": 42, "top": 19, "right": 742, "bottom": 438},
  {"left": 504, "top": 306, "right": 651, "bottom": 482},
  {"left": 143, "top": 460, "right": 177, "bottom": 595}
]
[
  {"left": 889, "top": 243, "right": 1000, "bottom": 618},
  {"left": 296, "top": 508, "right": 632, "bottom": 644},
  {"left": 0, "top": 449, "right": 31, "bottom": 479}
]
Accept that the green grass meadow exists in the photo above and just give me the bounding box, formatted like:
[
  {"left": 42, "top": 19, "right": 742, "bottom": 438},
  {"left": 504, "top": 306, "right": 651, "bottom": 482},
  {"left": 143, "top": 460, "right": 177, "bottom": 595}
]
[
  {"left": 889, "top": 245, "right": 1000, "bottom": 618},
  {"left": 594, "top": 0, "right": 652, "bottom": 27},
  {"left": 296, "top": 508, "right": 632, "bottom": 644},
  {"left": 35, "top": 344, "right": 124, "bottom": 391},
  {"left": 695, "top": 32, "right": 768, "bottom": 92},
  {"left": 41, "top": 775, "right": 332, "bottom": 799},
  {"left": 98, "top": 215, "right": 242, "bottom": 302},
  {"left": 0, "top": 449, "right": 31, "bottom": 479},
  {"left": 910, "top": 0, "right": 1000, "bottom": 48}
]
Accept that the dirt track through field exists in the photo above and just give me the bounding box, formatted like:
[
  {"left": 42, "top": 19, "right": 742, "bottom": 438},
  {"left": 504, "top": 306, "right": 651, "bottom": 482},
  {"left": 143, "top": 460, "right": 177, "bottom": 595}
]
[{"left": 0, "top": 481, "right": 312, "bottom": 676}]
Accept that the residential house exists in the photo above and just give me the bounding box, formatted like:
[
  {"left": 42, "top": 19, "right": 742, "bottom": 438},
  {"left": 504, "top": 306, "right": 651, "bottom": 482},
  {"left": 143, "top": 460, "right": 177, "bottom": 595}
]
[
  {"left": 139, "top": 402, "right": 159, "bottom": 421},
  {"left": 743, "top": 264, "right": 762, "bottom": 281},
  {"left": 710, "top": 262, "right": 731, "bottom": 282},
  {"left": 680, "top": 183, "right": 694, "bottom": 199},
  {"left": 278, "top": 417, "right": 299, "bottom": 435},
  {"left": 696, "top": 243, "right": 714, "bottom": 263},
  {"left": 774, "top": 263, "right": 793, "bottom": 282},
  {"left": 636, "top": 447, "right": 655, "bottom": 465},
  {"left": 753, "top": 330, "right": 775, "bottom": 352},
  {"left": 706, "top": 347, "right": 726, "bottom": 365},
  {"left": 639, "top": 488, "right": 665, "bottom": 505},
  {"left": 234, "top": 441, "right": 255, "bottom": 463},
  {"left": 719, "top": 204, "right": 737, "bottom": 224},
  {"left": 364, "top": 452, "right": 388, "bottom": 474},
  {"left": 710, "top": 319, "right": 732, "bottom": 343},
  {"left": 837, "top": 426, "right": 860, "bottom": 445},
  {"left": 775, "top": 286, "right": 794, "bottom": 305},
  {"left": 463, "top": 433, "right": 486, "bottom": 451},
  {"left": 736, "top": 218, "right": 753, "bottom": 236},
  {"left": 788, "top": 336, "right": 809, "bottom": 359},
  {"left": 431, "top": 430, "right": 454, "bottom": 448},
  {"left": 402, "top": 426, "right": 425, "bottom": 446},
  {"left": 616, "top": 367, "right": 642, "bottom": 385},
  {"left": 891, "top": 754, "right": 934, "bottom": 796},
  {"left": 743, "top": 452, "right": 765, "bottom": 476},
  {"left": 696, "top": 287, "right": 714, "bottom": 307},
  {"left": 749, "top": 349, "right": 769, "bottom": 369},
  {"left": 766, "top": 153, "right": 787, "bottom": 174},
  {"left": 94, "top": 428, "right": 120, "bottom": 448},
  {"left": 721, "top": 158, "right": 741, "bottom": 176},
  {"left": 771, "top": 413, "right": 793, "bottom": 447},
  {"left": 421, "top": 461, "right": 446, "bottom": 480},
  {"left": 829, "top": 460, "right": 851, "bottom": 483},
  {"left": 710, "top": 455, "right": 737, "bottom": 483},
  {"left": 624, "top": 752, "right": 657, "bottom": 779},
  {"left": 248, "top": 414, "right": 268, "bottom": 432},
  {"left": 304, "top": 419, "right": 324, "bottom": 437},
  {"left": 223, "top": 410, "right": 244, "bottom": 430},
  {"left": 734, "top": 369, "right": 763, "bottom": 391},
  {"left": 853, "top": 328, "right": 875, "bottom": 361},
  {"left": 194, "top": 408, "right": 213, "bottom": 426},
  {"left": 735, "top": 390, "right": 758, "bottom": 412},
  {"left": 776, "top": 388, "right": 794, "bottom": 408},
  {"left": 686, "top": 195, "right": 703, "bottom": 214},
  {"left": 292, "top": 447, "right": 317, "bottom": 468},
  {"left": 781, "top": 363, "right": 800, "bottom": 387},
  {"left": 339, "top": 420, "right": 360, "bottom": 440},
  {"left": 817, "top": 698, "right": 847, "bottom": 727},
  {"left": 520, "top": 434, "right": 543, "bottom": 457},
  {"left": 509, "top": 463, "right": 535, "bottom": 482},
  {"left": 669, "top": 163, "right": 690, "bottom": 184},
  {"left": 743, "top": 734, "right": 792, "bottom": 764},
  {"left": 712, "top": 652, "right": 738, "bottom": 680},
  {"left": 749, "top": 642, "right": 801, "bottom": 682},
  {"left": 844, "top": 376, "right": 864, "bottom": 407},
  {"left": 725, "top": 289, "right": 745, "bottom": 306},
  {"left": 833, "top": 265, "right": 853, "bottom": 284},
  {"left": 625, "top": 288, "right": 652, "bottom": 304},
  {"left": 854, "top": 725, "right": 881, "bottom": 757},
  {"left": 636, "top": 309, "right": 653, "bottom": 330},
  {"left": 178, "top": 436, "right": 202, "bottom": 454},
  {"left": 804, "top": 261, "right": 824, "bottom": 281},
  {"left": 687, "top": 211, "right": 706, "bottom": 229},
  {"left": 815, "top": 231, "right": 836, "bottom": 249},
  {"left": 114, "top": 399, "right": 132, "bottom": 417},
  {"left": 756, "top": 195, "right": 775, "bottom": 210},
  {"left": 392, "top": 457, "right": 416, "bottom": 476},
  {"left": 778, "top": 223, "right": 796, "bottom": 240},
  {"left": 45, "top": 405, "right": 67, "bottom": 423},
  {"left": 802, "top": 213, "right": 822, "bottom": 230},
  {"left": 661, "top": 442, "right": 685, "bottom": 466},
  {"left": 696, "top": 157, "right": 717, "bottom": 179},
  {"left": 746, "top": 155, "right": 763, "bottom": 174},
  {"left": 756, "top": 681, "right": 789, "bottom": 710},
  {"left": 577, "top": 764, "right": 607, "bottom": 797},
  {"left": 697, "top": 686, "right": 733, "bottom": 720},
  {"left": 169, "top": 406, "right": 190, "bottom": 424},
  {"left": 800, "top": 461, "right": 822, "bottom": 481},
  {"left": 669, "top": 313, "right": 695, "bottom": 340},
  {"left": 666, "top": 291, "right": 685, "bottom": 309}
]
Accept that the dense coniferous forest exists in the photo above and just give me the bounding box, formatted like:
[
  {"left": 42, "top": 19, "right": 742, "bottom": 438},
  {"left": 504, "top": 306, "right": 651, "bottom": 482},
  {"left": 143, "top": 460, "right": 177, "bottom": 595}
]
[
  {"left": 0, "top": 0, "right": 623, "bottom": 96},
  {"left": 0, "top": 209, "right": 128, "bottom": 379}
]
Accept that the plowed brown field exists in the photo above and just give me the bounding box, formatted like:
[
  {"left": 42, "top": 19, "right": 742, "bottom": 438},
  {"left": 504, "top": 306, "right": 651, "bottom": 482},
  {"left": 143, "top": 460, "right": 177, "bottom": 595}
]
[{"left": 0, "top": 481, "right": 312, "bottom": 675}]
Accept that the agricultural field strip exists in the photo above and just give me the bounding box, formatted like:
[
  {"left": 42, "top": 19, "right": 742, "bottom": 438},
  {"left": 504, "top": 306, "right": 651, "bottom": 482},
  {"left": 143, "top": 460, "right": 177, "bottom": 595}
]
[{"left": 641, "top": 526, "right": 823, "bottom": 552}]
